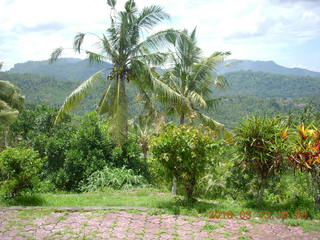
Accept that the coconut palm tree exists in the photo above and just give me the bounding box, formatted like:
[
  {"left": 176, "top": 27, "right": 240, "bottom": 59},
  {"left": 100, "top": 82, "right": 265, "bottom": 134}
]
[
  {"left": 0, "top": 80, "right": 24, "bottom": 147},
  {"left": 161, "top": 28, "right": 231, "bottom": 132},
  {"left": 50, "top": 0, "right": 185, "bottom": 142}
]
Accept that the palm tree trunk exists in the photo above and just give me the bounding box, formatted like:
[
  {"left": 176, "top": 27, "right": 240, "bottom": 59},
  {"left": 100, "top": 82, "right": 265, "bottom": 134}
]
[{"left": 114, "top": 76, "right": 128, "bottom": 143}]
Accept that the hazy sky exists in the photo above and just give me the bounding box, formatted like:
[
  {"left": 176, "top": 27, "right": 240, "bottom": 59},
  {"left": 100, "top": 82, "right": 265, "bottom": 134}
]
[{"left": 0, "top": 0, "right": 319, "bottom": 71}]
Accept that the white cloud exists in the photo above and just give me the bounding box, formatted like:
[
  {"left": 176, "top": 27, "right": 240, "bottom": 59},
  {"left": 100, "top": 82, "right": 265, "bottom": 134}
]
[{"left": 0, "top": 0, "right": 320, "bottom": 71}]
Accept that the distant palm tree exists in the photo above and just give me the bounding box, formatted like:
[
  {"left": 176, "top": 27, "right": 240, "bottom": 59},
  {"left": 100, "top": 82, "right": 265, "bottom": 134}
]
[
  {"left": 0, "top": 79, "right": 24, "bottom": 147},
  {"left": 50, "top": 0, "right": 185, "bottom": 142}
]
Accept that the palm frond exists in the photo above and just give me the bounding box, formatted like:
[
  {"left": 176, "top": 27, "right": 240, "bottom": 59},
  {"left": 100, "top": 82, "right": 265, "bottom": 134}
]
[
  {"left": 54, "top": 71, "right": 104, "bottom": 124},
  {"left": 197, "top": 112, "right": 234, "bottom": 144},
  {"left": 74, "top": 33, "right": 85, "bottom": 53},
  {"left": 107, "top": 0, "right": 116, "bottom": 8},
  {"left": 49, "top": 47, "right": 63, "bottom": 63},
  {"left": 135, "top": 29, "right": 183, "bottom": 53},
  {"left": 131, "top": 59, "right": 187, "bottom": 107},
  {"left": 136, "top": 5, "right": 169, "bottom": 30},
  {"left": 86, "top": 51, "right": 105, "bottom": 64},
  {"left": 135, "top": 52, "right": 168, "bottom": 66},
  {"left": 96, "top": 82, "right": 113, "bottom": 114},
  {"left": 205, "top": 97, "right": 225, "bottom": 110},
  {"left": 187, "top": 90, "right": 207, "bottom": 109}
]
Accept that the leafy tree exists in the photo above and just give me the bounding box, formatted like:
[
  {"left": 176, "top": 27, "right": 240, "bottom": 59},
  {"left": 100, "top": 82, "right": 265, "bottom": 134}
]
[
  {"left": 236, "top": 116, "right": 288, "bottom": 202},
  {"left": 151, "top": 124, "right": 222, "bottom": 201},
  {"left": 50, "top": 0, "right": 185, "bottom": 142},
  {"left": 0, "top": 80, "right": 24, "bottom": 148}
]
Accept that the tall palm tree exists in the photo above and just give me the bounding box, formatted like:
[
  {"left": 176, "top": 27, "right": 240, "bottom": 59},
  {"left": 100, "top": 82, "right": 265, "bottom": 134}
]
[
  {"left": 161, "top": 28, "right": 230, "bottom": 132},
  {"left": 0, "top": 80, "right": 24, "bottom": 147},
  {"left": 50, "top": 0, "right": 185, "bottom": 142}
]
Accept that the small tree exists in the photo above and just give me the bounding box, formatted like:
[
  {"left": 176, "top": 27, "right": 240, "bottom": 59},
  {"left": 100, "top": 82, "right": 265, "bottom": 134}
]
[
  {"left": 0, "top": 147, "right": 43, "bottom": 199},
  {"left": 236, "top": 116, "right": 287, "bottom": 202},
  {"left": 288, "top": 124, "right": 320, "bottom": 209},
  {"left": 151, "top": 124, "right": 222, "bottom": 201}
]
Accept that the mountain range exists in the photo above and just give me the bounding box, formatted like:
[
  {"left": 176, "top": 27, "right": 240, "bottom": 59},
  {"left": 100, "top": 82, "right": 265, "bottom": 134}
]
[{"left": 8, "top": 58, "right": 320, "bottom": 81}]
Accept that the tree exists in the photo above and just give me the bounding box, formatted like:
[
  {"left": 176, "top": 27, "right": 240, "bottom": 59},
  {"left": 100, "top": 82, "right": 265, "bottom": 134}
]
[
  {"left": 151, "top": 124, "right": 222, "bottom": 201},
  {"left": 0, "top": 80, "right": 24, "bottom": 148},
  {"left": 50, "top": 0, "right": 185, "bottom": 142},
  {"left": 161, "top": 28, "right": 230, "bottom": 130},
  {"left": 236, "top": 116, "right": 288, "bottom": 202}
]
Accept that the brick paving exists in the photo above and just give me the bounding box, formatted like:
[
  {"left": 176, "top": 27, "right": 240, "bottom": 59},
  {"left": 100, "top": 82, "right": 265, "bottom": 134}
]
[{"left": 0, "top": 208, "right": 319, "bottom": 239}]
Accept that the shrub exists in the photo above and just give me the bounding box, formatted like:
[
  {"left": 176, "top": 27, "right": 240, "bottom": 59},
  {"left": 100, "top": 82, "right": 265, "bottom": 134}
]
[
  {"left": 236, "top": 115, "right": 288, "bottom": 202},
  {"left": 151, "top": 124, "right": 223, "bottom": 201},
  {"left": 81, "top": 166, "right": 147, "bottom": 192},
  {"left": 111, "top": 135, "right": 148, "bottom": 179},
  {"left": 58, "top": 113, "right": 115, "bottom": 191},
  {"left": 0, "top": 147, "right": 43, "bottom": 199}
]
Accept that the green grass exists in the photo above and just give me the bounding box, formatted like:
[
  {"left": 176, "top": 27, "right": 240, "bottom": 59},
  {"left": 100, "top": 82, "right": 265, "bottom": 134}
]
[
  {"left": 283, "top": 219, "right": 320, "bottom": 232},
  {"left": 1, "top": 187, "right": 319, "bottom": 225}
]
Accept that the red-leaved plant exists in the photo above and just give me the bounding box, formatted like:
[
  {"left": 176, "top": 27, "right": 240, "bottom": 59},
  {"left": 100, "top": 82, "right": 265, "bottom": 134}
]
[{"left": 288, "top": 124, "right": 320, "bottom": 209}]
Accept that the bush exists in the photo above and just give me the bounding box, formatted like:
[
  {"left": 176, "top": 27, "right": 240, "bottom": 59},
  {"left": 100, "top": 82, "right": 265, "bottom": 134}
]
[
  {"left": 58, "top": 113, "right": 115, "bottom": 191},
  {"left": 111, "top": 135, "right": 148, "bottom": 179},
  {"left": 0, "top": 147, "right": 43, "bottom": 199},
  {"left": 287, "top": 124, "right": 320, "bottom": 209},
  {"left": 236, "top": 115, "right": 288, "bottom": 202},
  {"left": 81, "top": 166, "right": 148, "bottom": 192},
  {"left": 151, "top": 124, "right": 223, "bottom": 201}
]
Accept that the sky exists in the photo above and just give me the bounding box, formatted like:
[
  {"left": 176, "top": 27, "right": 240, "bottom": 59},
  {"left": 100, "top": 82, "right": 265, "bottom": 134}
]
[{"left": 0, "top": 0, "right": 319, "bottom": 71}]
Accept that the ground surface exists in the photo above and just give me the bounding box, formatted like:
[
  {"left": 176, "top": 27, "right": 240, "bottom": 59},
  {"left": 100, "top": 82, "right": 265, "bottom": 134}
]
[{"left": 0, "top": 208, "right": 319, "bottom": 240}]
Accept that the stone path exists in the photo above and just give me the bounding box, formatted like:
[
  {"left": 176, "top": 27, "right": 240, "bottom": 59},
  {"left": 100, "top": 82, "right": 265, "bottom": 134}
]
[{"left": 0, "top": 208, "right": 319, "bottom": 240}]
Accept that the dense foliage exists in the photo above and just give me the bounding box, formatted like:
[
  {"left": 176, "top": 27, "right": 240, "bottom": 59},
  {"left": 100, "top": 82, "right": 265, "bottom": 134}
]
[
  {"left": 0, "top": 147, "right": 43, "bottom": 199},
  {"left": 151, "top": 124, "right": 223, "bottom": 200}
]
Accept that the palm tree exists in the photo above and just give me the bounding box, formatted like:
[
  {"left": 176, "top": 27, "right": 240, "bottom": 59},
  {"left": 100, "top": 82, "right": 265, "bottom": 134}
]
[
  {"left": 0, "top": 80, "right": 24, "bottom": 148},
  {"left": 50, "top": 0, "right": 185, "bottom": 142},
  {"left": 161, "top": 28, "right": 230, "bottom": 130},
  {"left": 161, "top": 28, "right": 231, "bottom": 194}
]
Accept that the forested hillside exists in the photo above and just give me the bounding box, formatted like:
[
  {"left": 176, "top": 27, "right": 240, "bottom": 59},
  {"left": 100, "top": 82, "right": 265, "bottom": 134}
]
[
  {"left": 9, "top": 58, "right": 112, "bottom": 81},
  {"left": 1, "top": 69, "right": 319, "bottom": 127},
  {"left": 221, "top": 71, "right": 320, "bottom": 98}
]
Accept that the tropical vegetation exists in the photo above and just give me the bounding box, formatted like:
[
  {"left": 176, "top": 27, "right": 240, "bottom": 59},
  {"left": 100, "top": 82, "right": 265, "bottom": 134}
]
[{"left": 0, "top": 0, "right": 319, "bottom": 229}]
